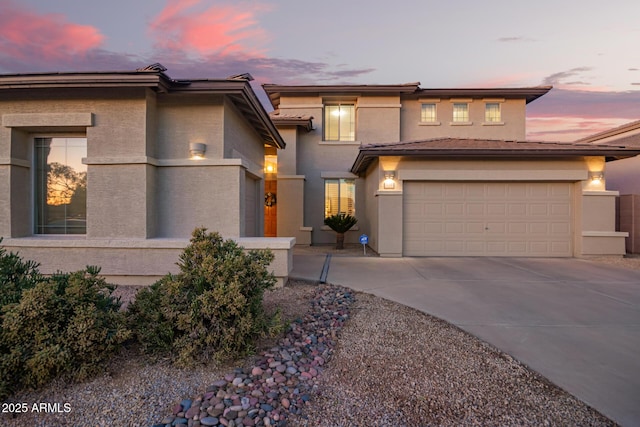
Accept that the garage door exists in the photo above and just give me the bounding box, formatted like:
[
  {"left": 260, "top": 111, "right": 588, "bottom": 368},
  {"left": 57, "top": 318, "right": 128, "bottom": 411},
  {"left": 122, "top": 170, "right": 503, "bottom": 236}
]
[{"left": 403, "top": 182, "right": 572, "bottom": 256}]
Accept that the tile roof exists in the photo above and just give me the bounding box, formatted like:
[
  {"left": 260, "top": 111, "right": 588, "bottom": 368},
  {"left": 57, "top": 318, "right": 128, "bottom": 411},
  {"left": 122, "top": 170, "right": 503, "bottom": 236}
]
[
  {"left": 262, "top": 83, "right": 551, "bottom": 109},
  {"left": 351, "top": 138, "right": 640, "bottom": 174},
  {"left": 0, "top": 65, "right": 285, "bottom": 149},
  {"left": 575, "top": 119, "right": 640, "bottom": 143}
]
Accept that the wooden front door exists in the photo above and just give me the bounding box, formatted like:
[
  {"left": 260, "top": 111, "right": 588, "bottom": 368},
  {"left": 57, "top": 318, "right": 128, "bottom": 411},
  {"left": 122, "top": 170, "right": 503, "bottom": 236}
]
[{"left": 264, "top": 180, "right": 277, "bottom": 237}]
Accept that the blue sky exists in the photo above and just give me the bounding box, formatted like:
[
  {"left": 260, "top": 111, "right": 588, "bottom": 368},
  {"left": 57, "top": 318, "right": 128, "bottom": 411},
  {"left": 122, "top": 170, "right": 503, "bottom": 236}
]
[{"left": 1, "top": 0, "right": 639, "bottom": 140}]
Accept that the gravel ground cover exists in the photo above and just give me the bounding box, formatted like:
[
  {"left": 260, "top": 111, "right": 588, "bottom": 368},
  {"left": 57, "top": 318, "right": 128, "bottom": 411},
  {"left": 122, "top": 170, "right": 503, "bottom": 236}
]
[
  {"left": 2, "top": 256, "right": 628, "bottom": 426},
  {"left": 290, "top": 292, "right": 614, "bottom": 427},
  {"left": 0, "top": 282, "right": 317, "bottom": 427}
]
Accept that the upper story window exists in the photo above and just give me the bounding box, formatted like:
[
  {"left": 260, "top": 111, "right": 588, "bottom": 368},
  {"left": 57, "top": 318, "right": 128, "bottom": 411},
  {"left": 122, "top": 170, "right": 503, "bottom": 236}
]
[
  {"left": 324, "top": 103, "right": 355, "bottom": 141},
  {"left": 421, "top": 103, "right": 437, "bottom": 123},
  {"left": 452, "top": 103, "right": 469, "bottom": 122},
  {"left": 34, "top": 137, "right": 87, "bottom": 234},
  {"left": 485, "top": 102, "right": 501, "bottom": 122}
]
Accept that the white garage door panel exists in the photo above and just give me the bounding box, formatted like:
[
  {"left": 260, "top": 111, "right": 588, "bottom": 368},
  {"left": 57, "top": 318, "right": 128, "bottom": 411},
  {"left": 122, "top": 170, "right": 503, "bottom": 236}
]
[{"left": 403, "top": 182, "right": 572, "bottom": 257}]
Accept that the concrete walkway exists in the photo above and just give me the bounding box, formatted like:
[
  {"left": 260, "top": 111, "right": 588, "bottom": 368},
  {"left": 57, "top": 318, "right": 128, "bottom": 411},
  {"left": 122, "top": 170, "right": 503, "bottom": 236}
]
[{"left": 290, "top": 254, "right": 640, "bottom": 426}]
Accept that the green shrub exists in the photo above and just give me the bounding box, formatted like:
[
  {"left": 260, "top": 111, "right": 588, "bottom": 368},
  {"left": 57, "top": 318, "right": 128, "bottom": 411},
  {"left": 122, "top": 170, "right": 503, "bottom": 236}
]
[
  {"left": 0, "top": 266, "right": 130, "bottom": 397},
  {"left": 324, "top": 213, "right": 358, "bottom": 249},
  {"left": 0, "top": 238, "right": 42, "bottom": 307},
  {"left": 127, "top": 228, "right": 279, "bottom": 366}
]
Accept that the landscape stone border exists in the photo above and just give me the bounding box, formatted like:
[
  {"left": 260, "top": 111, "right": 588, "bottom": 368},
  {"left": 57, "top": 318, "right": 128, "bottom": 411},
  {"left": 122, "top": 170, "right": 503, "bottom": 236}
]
[{"left": 152, "top": 284, "right": 354, "bottom": 427}]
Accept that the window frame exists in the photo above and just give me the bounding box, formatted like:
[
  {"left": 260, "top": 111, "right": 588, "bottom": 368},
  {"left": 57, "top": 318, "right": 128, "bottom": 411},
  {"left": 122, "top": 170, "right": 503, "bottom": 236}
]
[
  {"left": 33, "top": 135, "right": 88, "bottom": 235},
  {"left": 324, "top": 178, "right": 356, "bottom": 218},
  {"left": 452, "top": 102, "right": 469, "bottom": 123},
  {"left": 323, "top": 102, "right": 356, "bottom": 142},
  {"left": 484, "top": 102, "right": 502, "bottom": 123},
  {"left": 420, "top": 103, "right": 438, "bottom": 123}
]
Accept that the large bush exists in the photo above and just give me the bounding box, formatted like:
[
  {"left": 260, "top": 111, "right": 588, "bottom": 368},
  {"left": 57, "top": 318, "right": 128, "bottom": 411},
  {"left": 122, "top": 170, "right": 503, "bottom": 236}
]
[
  {"left": 128, "top": 228, "right": 279, "bottom": 366},
  {"left": 0, "top": 238, "right": 42, "bottom": 307},
  {"left": 0, "top": 266, "right": 130, "bottom": 397}
]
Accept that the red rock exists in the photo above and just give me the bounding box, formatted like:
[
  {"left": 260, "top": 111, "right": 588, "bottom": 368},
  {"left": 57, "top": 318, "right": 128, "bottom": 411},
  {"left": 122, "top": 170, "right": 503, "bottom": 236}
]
[
  {"left": 281, "top": 398, "right": 290, "bottom": 409},
  {"left": 186, "top": 406, "right": 200, "bottom": 418}
]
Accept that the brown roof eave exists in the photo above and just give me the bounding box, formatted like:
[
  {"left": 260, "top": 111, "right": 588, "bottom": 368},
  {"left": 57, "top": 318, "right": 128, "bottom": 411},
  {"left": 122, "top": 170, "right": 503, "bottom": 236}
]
[
  {"left": 0, "top": 72, "right": 172, "bottom": 92},
  {"left": 271, "top": 118, "right": 314, "bottom": 131},
  {"left": 412, "top": 86, "right": 553, "bottom": 104},
  {"left": 351, "top": 148, "right": 640, "bottom": 175},
  {"left": 262, "top": 82, "right": 421, "bottom": 109}
]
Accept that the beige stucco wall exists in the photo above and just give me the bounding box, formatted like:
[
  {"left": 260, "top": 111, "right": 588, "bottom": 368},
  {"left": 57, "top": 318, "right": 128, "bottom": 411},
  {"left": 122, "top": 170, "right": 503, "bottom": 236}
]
[
  {"left": 156, "top": 96, "right": 224, "bottom": 160},
  {"left": 362, "top": 159, "right": 380, "bottom": 252},
  {"left": 0, "top": 236, "right": 295, "bottom": 287},
  {"left": 0, "top": 84, "right": 293, "bottom": 281},
  {"left": 276, "top": 176, "right": 310, "bottom": 244},
  {"left": 581, "top": 191, "right": 627, "bottom": 256},
  {"left": 276, "top": 127, "right": 298, "bottom": 175},
  {"left": 355, "top": 95, "right": 401, "bottom": 143},
  {"left": 359, "top": 156, "right": 625, "bottom": 257},
  {"left": 275, "top": 92, "right": 533, "bottom": 246},
  {"left": 400, "top": 98, "right": 527, "bottom": 141},
  {"left": 88, "top": 164, "right": 152, "bottom": 238},
  {"left": 277, "top": 93, "right": 394, "bottom": 244},
  {"left": 156, "top": 165, "right": 243, "bottom": 238},
  {"left": 223, "top": 98, "right": 265, "bottom": 170}
]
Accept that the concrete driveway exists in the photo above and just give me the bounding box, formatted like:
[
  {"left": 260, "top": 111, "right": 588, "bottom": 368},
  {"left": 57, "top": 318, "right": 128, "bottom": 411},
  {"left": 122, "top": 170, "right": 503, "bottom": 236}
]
[{"left": 292, "top": 255, "right": 640, "bottom": 426}]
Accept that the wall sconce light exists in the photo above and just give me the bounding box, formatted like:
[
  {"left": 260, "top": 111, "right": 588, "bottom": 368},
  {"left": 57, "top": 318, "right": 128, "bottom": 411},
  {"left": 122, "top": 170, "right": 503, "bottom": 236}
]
[
  {"left": 383, "top": 170, "right": 396, "bottom": 189},
  {"left": 589, "top": 171, "right": 604, "bottom": 183},
  {"left": 189, "top": 143, "right": 206, "bottom": 160},
  {"left": 264, "top": 155, "right": 278, "bottom": 174}
]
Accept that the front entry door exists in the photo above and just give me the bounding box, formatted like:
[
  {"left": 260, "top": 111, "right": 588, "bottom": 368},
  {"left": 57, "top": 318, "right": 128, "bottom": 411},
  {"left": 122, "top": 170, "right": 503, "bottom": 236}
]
[{"left": 264, "top": 180, "right": 277, "bottom": 237}]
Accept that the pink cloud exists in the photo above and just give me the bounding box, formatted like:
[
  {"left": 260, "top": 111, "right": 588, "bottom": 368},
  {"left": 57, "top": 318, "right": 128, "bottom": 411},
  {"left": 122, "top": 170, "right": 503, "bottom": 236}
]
[
  {"left": 526, "top": 87, "right": 640, "bottom": 141},
  {"left": 526, "top": 117, "right": 633, "bottom": 142},
  {"left": 149, "top": 0, "right": 270, "bottom": 58},
  {"left": 0, "top": 0, "right": 104, "bottom": 64}
]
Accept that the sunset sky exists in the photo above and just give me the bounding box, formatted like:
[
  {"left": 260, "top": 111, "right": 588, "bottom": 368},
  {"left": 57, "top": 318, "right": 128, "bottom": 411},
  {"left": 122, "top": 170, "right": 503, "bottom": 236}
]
[{"left": 1, "top": 0, "right": 639, "bottom": 141}]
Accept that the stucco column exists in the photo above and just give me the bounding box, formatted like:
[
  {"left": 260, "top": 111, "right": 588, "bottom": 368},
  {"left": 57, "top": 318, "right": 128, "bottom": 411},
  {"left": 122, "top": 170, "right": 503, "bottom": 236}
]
[
  {"left": 376, "top": 191, "right": 403, "bottom": 257},
  {"left": 277, "top": 175, "right": 311, "bottom": 244},
  {"left": 581, "top": 190, "right": 628, "bottom": 255}
]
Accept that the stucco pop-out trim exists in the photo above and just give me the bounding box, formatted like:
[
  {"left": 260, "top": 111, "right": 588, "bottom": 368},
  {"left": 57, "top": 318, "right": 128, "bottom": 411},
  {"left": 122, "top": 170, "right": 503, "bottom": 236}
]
[
  {"left": 2, "top": 236, "right": 296, "bottom": 287},
  {"left": 2, "top": 113, "right": 94, "bottom": 127}
]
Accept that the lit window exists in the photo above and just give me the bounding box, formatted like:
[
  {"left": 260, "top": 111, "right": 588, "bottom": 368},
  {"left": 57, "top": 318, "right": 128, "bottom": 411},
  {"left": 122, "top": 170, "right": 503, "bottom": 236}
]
[
  {"left": 324, "top": 104, "right": 355, "bottom": 141},
  {"left": 34, "top": 137, "right": 87, "bottom": 234},
  {"left": 452, "top": 103, "right": 469, "bottom": 122},
  {"left": 421, "top": 103, "right": 437, "bottom": 122},
  {"left": 324, "top": 179, "right": 355, "bottom": 218},
  {"left": 485, "top": 102, "right": 501, "bottom": 122}
]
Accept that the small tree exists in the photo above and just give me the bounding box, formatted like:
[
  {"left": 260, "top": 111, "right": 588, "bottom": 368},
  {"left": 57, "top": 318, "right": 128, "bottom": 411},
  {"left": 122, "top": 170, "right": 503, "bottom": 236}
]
[{"left": 324, "top": 213, "right": 358, "bottom": 249}]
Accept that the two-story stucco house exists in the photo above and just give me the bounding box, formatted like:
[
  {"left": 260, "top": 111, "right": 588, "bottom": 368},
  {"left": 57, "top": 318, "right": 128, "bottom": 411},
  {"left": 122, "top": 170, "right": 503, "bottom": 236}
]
[
  {"left": 0, "top": 65, "right": 293, "bottom": 285},
  {"left": 263, "top": 83, "right": 640, "bottom": 257},
  {"left": 2, "top": 65, "right": 640, "bottom": 285}
]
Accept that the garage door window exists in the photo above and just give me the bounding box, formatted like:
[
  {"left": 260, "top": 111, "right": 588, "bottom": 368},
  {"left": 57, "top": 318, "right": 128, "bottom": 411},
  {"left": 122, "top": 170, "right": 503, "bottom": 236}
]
[{"left": 325, "top": 179, "right": 355, "bottom": 218}]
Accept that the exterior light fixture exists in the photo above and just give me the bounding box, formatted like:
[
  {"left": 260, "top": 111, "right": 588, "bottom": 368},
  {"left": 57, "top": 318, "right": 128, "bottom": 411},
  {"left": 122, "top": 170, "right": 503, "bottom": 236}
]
[
  {"left": 264, "top": 155, "right": 278, "bottom": 174},
  {"left": 189, "top": 143, "right": 206, "bottom": 160},
  {"left": 589, "top": 171, "right": 604, "bottom": 183},
  {"left": 383, "top": 170, "right": 396, "bottom": 189}
]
